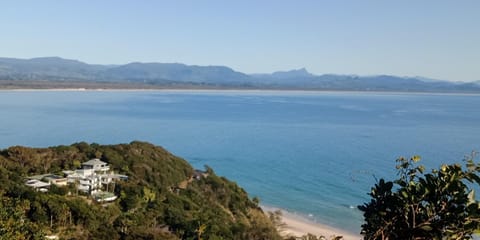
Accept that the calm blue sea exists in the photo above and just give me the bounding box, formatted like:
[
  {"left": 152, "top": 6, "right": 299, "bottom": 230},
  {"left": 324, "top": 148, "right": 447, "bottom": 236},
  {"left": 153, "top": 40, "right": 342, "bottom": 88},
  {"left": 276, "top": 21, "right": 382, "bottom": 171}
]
[{"left": 1, "top": 90, "right": 480, "bottom": 233}]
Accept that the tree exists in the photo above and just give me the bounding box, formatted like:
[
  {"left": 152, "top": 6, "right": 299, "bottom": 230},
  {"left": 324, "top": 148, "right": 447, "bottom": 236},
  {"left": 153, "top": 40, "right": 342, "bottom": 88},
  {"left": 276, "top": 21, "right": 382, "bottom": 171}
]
[
  {"left": 0, "top": 197, "right": 44, "bottom": 240},
  {"left": 359, "top": 155, "right": 480, "bottom": 240}
]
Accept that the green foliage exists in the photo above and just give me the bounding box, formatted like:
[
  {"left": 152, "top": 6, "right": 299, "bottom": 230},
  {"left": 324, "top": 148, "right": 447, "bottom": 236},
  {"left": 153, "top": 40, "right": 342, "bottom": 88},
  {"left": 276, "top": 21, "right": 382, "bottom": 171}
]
[
  {"left": 359, "top": 155, "right": 480, "bottom": 240},
  {"left": 0, "top": 141, "right": 280, "bottom": 239},
  {"left": 48, "top": 184, "right": 69, "bottom": 196},
  {"left": 0, "top": 197, "right": 44, "bottom": 240}
]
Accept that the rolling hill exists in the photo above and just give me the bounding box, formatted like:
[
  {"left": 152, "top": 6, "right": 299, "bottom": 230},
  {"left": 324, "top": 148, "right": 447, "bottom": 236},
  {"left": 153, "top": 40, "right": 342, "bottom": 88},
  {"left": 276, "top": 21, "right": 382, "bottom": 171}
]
[{"left": 0, "top": 57, "right": 478, "bottom": 92}]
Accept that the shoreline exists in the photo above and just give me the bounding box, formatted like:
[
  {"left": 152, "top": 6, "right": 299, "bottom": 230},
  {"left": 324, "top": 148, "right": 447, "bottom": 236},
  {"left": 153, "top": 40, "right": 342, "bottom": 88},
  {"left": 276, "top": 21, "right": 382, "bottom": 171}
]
[
  {"left": 261, "top": 205, "right": 362, "bottom": 240},
  {"left": 1, "top": 87, "right": 480, "bottom": 96}
]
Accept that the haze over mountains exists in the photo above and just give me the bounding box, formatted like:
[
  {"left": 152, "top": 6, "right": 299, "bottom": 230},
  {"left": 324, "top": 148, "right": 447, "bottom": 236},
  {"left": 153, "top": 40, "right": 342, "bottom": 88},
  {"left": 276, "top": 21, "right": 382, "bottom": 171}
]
[{"left": 0, "top": 57, "right": 479, "bottom": 92}]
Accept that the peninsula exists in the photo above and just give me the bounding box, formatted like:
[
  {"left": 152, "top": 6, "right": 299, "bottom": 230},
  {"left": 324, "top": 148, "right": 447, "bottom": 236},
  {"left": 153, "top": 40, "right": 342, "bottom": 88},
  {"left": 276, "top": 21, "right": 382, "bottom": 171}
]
[{"left": 0, "top": 142, "right": 281, "bottom": 239}]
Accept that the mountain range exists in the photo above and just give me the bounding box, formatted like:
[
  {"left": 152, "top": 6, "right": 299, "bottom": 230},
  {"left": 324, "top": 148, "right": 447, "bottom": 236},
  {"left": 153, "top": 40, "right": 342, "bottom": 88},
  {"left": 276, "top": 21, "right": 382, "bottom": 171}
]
[{"left": 1, "top": 56, "right": 479, "bottom": 92}]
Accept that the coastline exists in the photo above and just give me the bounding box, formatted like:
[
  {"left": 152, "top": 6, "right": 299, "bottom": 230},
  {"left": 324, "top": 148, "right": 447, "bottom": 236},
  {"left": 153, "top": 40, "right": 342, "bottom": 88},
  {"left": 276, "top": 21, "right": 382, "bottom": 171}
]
[
  {"left": 1, "top": 87, "right": 480, "bottom": 96},
  {"left": 261, "top": 205, "right": 362, "bottom": 240}
]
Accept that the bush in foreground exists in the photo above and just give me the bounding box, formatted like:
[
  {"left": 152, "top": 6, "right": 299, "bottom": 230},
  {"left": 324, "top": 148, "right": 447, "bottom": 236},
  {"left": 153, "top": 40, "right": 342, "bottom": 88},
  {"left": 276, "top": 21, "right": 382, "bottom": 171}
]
[{"left": 359, "top": 155, "right": 480, "bottom": 240}]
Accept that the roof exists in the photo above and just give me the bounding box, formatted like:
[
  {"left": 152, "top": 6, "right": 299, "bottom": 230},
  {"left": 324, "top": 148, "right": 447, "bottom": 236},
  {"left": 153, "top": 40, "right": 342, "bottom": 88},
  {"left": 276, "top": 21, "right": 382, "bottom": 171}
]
[
  {"left": 81, "top": 158, "right": 107, "bottom": 166},
  {"left": 99, "top": 173, "right": 128, "bottom": 180},
  {"left": 27, "top": 174, "right": 65, "bottom": 181},
  {"left": 25, "top": 179, "right": 50, "bottom": 188},
  {"left": 43, "top": 174, "right": 64, "bottom": 180}
]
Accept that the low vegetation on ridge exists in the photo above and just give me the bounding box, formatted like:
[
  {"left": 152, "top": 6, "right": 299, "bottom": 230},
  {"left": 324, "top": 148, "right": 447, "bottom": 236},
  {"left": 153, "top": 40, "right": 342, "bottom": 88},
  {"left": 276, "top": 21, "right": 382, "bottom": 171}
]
[{"left": 0, "top": 141, "right": 281, "bottom": 239}]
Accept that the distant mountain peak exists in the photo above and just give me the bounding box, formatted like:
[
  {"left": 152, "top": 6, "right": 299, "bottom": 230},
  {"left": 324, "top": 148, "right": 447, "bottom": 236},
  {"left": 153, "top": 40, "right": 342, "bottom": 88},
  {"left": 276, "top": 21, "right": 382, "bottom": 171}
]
[
  {"left": 273, "top": 67, "right": 310, "bottom": 74},
  {"left": 296, "top": 67, "right": 309, "bottom": 73},
  {"left": 28, "top": 56, "right": 87, "bottom": 65},
  {"left": 1, "top": 56, "right": 479, "bottom": 92},
  {"left": 30, "top": 56, "right": 64, "bottom": 61},
  {"left": 270, "top": 68, "right": 314, "bottom": 79}
]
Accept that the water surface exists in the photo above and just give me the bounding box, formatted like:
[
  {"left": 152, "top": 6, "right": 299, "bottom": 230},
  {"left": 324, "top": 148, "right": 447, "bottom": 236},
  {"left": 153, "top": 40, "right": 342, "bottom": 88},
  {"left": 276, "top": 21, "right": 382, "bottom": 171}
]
[{"left": 1, "top": 90, "right": 479, "bottom": 232}]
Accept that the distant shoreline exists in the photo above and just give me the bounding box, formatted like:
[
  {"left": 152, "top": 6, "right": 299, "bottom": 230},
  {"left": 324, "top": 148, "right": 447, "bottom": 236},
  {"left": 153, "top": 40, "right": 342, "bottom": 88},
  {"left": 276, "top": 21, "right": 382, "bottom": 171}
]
[
  {"left": 1, "top": 87, "right": 480, "bottom": 96},
  {"left": 1, "top": 77, "right": 480, "bottom": 95}
]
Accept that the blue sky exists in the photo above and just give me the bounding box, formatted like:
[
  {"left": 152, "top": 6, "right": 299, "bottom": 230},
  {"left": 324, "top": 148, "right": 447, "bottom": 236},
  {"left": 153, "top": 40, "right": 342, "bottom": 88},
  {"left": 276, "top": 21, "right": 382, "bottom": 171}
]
[{"left": 1, "top": 1, "right": 479, "bottom": 81}]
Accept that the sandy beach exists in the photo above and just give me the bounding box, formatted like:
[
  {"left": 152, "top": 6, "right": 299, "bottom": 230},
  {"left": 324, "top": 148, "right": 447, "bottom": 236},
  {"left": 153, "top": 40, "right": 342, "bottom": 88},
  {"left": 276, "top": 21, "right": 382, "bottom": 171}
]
[{"left": 262, "top": 206, "right": 362, "bottom": 240}]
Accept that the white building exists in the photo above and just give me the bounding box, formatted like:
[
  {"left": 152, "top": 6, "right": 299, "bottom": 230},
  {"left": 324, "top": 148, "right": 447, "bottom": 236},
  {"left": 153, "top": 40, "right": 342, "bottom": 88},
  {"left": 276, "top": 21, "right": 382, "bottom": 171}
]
[
  {"left": 25, "top": 179, "right": 50, "bottom": 192},
  {"left": 26, "top": 158, "right": 126, "bottom": 202},
  {"left": 25, "top": 174, "right": 68, "bottom": 191},
  {"left": 64, "top": 159, "right": 127, "bottom": 197},
  {"left": 64, "top": 159, "right": 111, "bottom": 194},
  {"left": 81, "top": 158, "right": 110, "bottom": 173}
]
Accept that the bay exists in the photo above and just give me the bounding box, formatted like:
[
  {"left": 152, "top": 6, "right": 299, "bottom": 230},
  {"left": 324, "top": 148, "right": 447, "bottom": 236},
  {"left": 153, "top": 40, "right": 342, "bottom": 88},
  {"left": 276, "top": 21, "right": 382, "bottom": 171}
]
[{"left": 1, "top": 90, "right": 480, "bottom": 233}]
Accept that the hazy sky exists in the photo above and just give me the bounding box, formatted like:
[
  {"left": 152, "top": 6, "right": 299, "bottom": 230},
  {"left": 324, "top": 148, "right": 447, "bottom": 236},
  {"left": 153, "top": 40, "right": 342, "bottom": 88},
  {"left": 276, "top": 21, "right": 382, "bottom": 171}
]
[{"left": 1, "top": 1, "right": 479, "bottom": 81}]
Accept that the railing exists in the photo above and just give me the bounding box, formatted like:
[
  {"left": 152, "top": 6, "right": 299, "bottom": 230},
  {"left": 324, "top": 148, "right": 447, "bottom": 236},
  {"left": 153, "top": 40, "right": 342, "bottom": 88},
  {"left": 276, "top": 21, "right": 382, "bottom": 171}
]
[
  {"left": 95, "top": 166, "right": 110, "bottom": 172},
  {"left": 79, "top": 180, "right": 92, "bottom": 185}
]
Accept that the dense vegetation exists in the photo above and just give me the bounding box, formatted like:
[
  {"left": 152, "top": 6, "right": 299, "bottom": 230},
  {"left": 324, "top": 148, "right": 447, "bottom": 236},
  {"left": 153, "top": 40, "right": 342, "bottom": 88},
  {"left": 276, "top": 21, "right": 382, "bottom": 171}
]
[
  {"left": 0, "top": 141, "right": 281, "bottom": 240},
  {"left": 359, "top": 155, "right": 480, "bottom": 240}
]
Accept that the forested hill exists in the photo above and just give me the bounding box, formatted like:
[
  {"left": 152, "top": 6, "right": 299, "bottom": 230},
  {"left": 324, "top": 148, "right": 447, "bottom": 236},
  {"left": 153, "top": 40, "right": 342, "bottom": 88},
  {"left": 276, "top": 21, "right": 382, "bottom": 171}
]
[
  {"left": 0, "top": 141, "right": 281, "bottom": 240},
  {"left": 1, "top": 57, "right": 479, "bottom": 92}
]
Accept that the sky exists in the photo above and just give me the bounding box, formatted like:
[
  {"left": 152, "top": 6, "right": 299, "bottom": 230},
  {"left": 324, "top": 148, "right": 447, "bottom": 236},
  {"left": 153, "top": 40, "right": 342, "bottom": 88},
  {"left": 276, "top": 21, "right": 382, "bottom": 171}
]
[{"left": 1, "top": 0, "right": 479, "bottom": 81}]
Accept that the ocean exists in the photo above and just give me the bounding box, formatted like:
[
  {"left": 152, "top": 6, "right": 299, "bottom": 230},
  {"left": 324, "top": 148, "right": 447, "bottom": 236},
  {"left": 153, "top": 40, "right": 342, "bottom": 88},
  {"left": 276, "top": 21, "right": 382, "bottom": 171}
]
[{"left": 1, "top": 90, "right": 480, "bottom": 233}]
